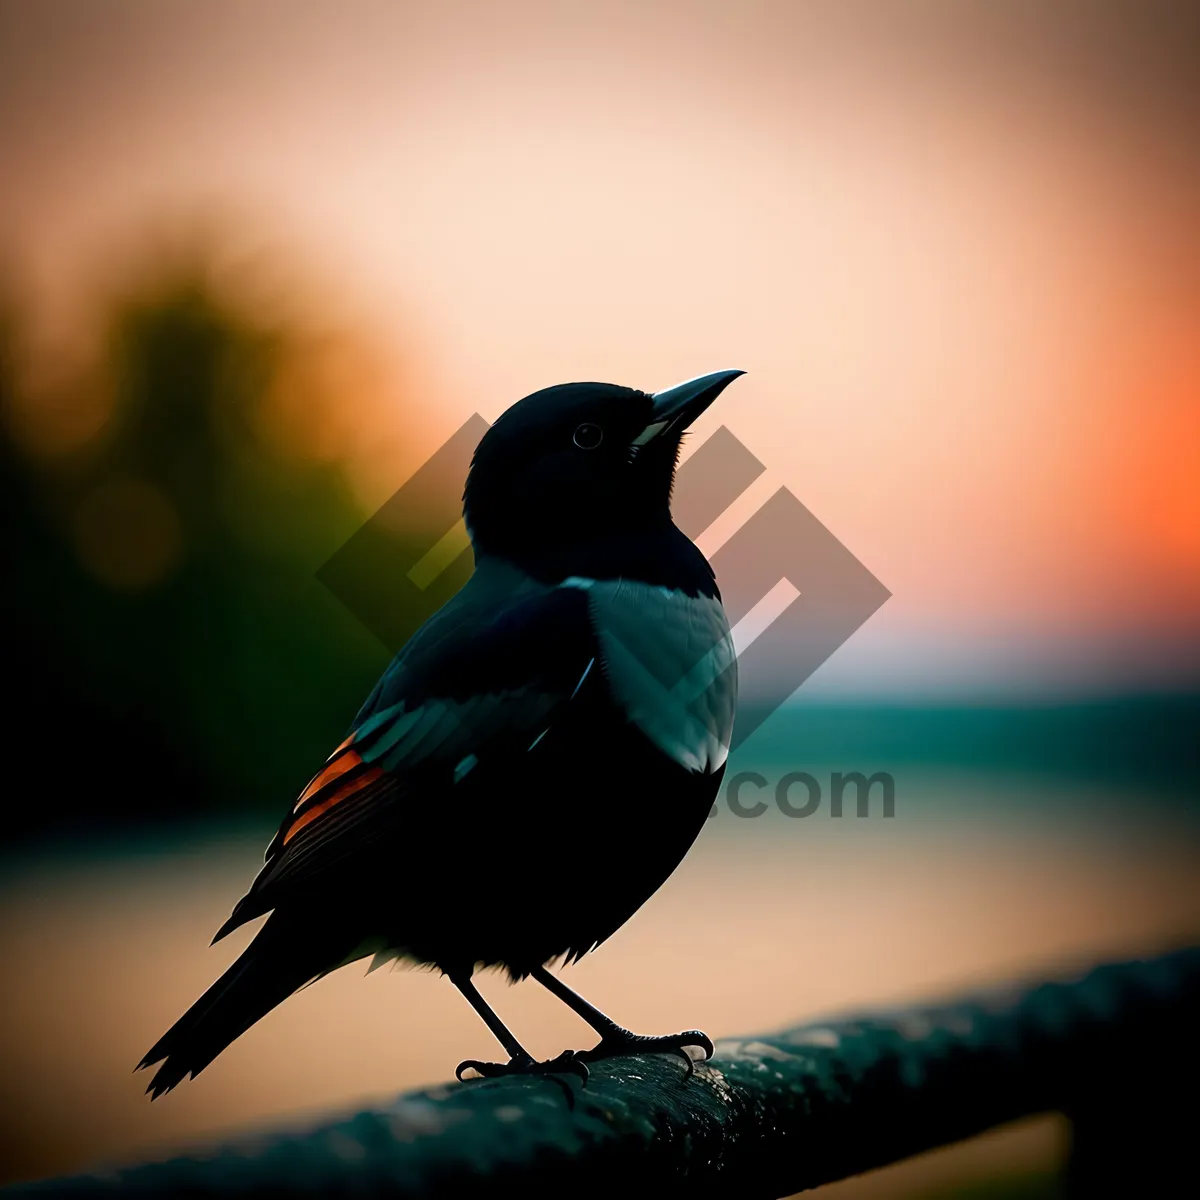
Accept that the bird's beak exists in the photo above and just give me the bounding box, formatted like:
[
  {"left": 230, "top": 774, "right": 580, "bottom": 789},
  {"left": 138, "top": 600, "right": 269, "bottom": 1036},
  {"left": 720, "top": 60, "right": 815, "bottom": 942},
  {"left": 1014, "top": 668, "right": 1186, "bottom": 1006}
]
[{"left": 633, "top": 369, "right": 746, "bottom": 446}]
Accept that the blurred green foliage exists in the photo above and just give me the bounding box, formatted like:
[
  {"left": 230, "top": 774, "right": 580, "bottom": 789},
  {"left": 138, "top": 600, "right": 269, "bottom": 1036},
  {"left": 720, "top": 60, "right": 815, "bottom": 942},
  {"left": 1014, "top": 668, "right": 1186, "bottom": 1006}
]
[
  {"left": 1, "top": 250, "right": 391, "bottom": 844},
  {"left": 3, "top": 246, "right": 1196, "bottom": 850}
]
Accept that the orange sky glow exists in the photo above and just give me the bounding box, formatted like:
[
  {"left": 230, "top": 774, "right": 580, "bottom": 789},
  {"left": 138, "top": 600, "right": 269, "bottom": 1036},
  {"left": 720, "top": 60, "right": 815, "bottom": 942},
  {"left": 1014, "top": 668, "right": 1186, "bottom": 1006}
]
[{"left": 1, "top": 0, "right": 1196, "bottom": 696}]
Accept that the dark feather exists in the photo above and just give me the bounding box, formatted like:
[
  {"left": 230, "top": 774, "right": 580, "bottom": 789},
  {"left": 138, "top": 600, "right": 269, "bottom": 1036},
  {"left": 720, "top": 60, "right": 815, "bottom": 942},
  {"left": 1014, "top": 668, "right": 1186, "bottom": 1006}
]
[{"left": 140, "top": 913, "right": 343, "bottom": 1098}]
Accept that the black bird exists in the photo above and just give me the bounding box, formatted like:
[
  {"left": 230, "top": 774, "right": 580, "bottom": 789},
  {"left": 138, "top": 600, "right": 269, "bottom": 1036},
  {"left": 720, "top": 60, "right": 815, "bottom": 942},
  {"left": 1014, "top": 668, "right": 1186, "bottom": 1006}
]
[{"left": 138, "top": 369, "right": 743, "bottom": 1094}]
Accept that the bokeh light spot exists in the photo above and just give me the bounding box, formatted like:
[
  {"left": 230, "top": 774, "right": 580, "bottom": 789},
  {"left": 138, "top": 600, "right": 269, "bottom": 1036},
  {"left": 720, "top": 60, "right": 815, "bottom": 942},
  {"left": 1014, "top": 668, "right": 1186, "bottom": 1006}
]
[
  {"left": 72, "top": 478, "right": 184, "bottom": 590},
  {"left": 4, "top": 362, "right": 114, "bottom": 460}
]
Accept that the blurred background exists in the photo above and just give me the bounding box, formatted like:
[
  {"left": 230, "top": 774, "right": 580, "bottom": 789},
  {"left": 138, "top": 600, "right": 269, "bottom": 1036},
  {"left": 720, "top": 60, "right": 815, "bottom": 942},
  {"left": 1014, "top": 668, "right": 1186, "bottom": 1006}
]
[{"left": 1, "top": 1, "right": 1197, "bottom": 1195}]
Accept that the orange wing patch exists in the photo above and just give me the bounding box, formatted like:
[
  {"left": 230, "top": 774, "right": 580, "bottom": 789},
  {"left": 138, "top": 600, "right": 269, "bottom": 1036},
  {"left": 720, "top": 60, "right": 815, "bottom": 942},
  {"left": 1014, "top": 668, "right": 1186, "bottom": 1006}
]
[
  {"left": 284, "top": 764, "right": 386, "bottom": 845},
  {"left": 214, "top": 733, "right": 395, "bottom": 942},
  {"left": 293, "top": 749, "right": 363, "bottom": 811},
  {"left": 281, "top": 739, "right": 387, "bottom": 848}
]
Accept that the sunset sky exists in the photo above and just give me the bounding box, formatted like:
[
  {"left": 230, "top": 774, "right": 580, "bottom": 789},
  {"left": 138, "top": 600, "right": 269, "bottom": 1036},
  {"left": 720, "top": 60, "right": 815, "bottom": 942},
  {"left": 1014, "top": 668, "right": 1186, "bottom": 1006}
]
[
  {"left": 2, "top": 0, "right": 1197, "bottom": 698},
  {"left": 3, "top": 8, "right": 1199, "bottom": 1190}
]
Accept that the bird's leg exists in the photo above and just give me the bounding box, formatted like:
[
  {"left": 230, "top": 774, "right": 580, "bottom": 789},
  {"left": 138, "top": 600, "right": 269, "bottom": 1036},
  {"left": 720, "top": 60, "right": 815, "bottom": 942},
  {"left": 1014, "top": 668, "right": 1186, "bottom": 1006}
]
[
  {"left": 450, "top": 973, "right": 589, "bottom": 1083},
  {"left": 531, "top": 966, "right": 713, "bottom": 1077}
]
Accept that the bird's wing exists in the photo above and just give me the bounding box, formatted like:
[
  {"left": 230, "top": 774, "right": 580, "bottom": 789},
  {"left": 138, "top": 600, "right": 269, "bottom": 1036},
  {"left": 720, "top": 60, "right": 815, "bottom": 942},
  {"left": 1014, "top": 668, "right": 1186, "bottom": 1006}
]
[{"left": 213, "top": 576, "right": 597, "bottom": 941}]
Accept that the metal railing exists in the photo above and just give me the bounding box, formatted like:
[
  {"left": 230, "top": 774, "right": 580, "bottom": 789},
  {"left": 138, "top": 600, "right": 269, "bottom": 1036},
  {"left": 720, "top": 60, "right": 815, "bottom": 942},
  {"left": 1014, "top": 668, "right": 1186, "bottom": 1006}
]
[{"left": 11, "top": 945, "right": 1199, "bottom": 1197}]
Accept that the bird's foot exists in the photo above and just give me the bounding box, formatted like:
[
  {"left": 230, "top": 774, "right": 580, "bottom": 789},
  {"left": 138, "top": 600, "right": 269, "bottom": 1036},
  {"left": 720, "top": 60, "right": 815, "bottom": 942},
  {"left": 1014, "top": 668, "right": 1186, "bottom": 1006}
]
[
  {"left": 578, "top": 1028, "right": 714, "bottom": 1078},
  {"left": 455, "top": 1049, "right": 589, "bottom": 1084}
]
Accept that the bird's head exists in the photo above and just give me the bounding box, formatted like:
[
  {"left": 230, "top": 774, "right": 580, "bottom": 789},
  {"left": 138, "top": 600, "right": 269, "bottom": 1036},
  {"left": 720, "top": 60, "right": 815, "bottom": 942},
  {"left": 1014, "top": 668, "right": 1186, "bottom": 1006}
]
[{"left": 463, "top": 370, "right": 744, "bottom": 573}]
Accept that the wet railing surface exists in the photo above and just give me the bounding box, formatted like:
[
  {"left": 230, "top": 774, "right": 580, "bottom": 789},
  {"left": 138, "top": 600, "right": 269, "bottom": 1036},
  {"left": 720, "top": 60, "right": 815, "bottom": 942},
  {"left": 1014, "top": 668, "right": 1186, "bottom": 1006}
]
[{"left": 9, "top": 946, "right": 1198, "bottom": 1197}]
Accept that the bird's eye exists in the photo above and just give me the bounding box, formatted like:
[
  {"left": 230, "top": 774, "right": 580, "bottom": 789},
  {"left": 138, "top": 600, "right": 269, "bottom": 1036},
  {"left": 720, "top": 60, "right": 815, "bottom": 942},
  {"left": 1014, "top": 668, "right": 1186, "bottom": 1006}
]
[{"left": 573, "top": 422, "right": 604, "bottom": 450}]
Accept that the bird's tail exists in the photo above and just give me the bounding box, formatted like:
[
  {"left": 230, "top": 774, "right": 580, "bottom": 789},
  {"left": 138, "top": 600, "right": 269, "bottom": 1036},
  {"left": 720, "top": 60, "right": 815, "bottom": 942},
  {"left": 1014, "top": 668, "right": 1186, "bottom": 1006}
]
[{"left": 137, "top": 913, "right": 330, "bottom": 1098}]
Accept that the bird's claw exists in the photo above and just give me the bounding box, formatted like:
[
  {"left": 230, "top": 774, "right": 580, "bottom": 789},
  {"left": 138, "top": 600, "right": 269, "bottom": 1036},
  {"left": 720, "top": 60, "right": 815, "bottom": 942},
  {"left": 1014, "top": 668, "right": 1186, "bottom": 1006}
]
[
  {"left": 578, "top": 1028, "right": 714, "bottom": 1078},
  {"left": 455, "top": 1049, "right": 590, "bottom": 1084}
]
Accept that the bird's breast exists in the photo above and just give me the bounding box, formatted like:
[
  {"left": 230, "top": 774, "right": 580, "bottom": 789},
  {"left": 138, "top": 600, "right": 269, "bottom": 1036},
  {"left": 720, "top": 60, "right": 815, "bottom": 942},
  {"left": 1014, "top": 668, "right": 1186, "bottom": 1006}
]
[{"left": 561, "top": 577, "right": 737, "bottom": 773}]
